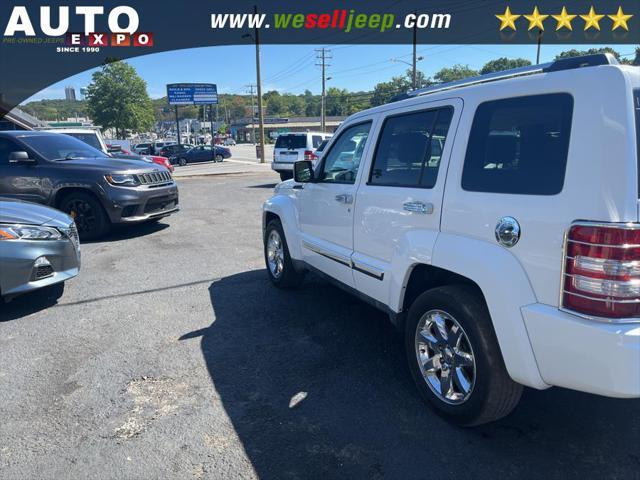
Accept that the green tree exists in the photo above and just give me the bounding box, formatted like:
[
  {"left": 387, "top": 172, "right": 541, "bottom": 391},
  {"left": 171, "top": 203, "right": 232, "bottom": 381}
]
[
  {"left": 263, "top": 90, "right": 281, "bottom": 116},
  {"left": 434, "top": 64, "right": 479, "bottom": 83},
  {"left": 555, "top": 47, "right": 634, "bottom": 65},
  {"left": 369, "top": 69, "right": 432, "bottom": 107},
  {"left": 86, "top": 61, "right": 154, "bottom": 138},
  {"left": 480, "top": 57, "right": 532, "bottom": 74},
  {"left": 634, "top": 47, "right": 640, "bottom": 66}
]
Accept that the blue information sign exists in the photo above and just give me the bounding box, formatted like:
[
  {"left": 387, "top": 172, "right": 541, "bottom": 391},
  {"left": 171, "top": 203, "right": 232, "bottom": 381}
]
[{"left": 167, "top": 83, "right": 218, "bottom": 105}]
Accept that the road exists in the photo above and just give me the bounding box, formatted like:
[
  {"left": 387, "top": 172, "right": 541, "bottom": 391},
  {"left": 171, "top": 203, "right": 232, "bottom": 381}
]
[
  {"left": 172, "top": 144, "right": 274, "bottom": 179},
  {"left": 1, "top": 173, "right": 639, "bottom": 479}
]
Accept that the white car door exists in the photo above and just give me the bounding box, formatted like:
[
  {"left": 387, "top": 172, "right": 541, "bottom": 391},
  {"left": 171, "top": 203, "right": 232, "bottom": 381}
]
[
  {"left": 352, "top": 98, "right": 462, "bottom": 306},
  {"left": 297, "top": 120, "right": 375, "bottom": 287}
]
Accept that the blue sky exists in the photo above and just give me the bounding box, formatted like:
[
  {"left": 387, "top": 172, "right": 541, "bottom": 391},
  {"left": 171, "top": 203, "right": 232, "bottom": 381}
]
[{"left": 23, "top": 43, "right": 636, "bottom": 103}]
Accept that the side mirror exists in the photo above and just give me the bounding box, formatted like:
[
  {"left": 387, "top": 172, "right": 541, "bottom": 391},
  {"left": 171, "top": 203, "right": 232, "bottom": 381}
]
[
  {"left": 8, "top": 151, "right": 36, "bottom": 164},
  {"left": 293, "top": 160, "right": 314, "bottom": 183}
]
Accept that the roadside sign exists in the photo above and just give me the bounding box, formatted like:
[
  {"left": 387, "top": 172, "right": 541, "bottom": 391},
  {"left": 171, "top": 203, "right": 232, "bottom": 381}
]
[{"left": 167, "top": 83, "right": 218, "bottom": 105}]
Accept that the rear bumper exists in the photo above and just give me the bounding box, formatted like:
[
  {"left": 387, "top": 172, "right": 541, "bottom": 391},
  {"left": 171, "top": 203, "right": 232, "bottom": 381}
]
[
  {"left": 271, "top": 162, "right": 294, "bottom": 172},
  {"left": 522, "top": 303, "right": 640, "bottom": 398}
]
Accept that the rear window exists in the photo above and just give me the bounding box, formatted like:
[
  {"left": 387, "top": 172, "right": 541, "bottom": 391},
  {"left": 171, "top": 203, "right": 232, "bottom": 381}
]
[
  {"left": 275, "top": 135, "right": 306, "bottom": 149},
  {"left": 312, "top": 135, "right": 323, "bottom": 148},
  {"left": 461, "top": 93, "right": 573, "bottom": 195}
]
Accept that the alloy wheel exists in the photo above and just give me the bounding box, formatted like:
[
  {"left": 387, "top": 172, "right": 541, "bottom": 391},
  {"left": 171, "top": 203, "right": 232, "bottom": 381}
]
[
  {"left": 415, "top": 309, "right": 476, "bottom": 405},
  {"left": 266, "top": 230, "right": 284, "bottom": 278},
  {"left": 67, "top": 199, "right": 96, "bottom": 234}
]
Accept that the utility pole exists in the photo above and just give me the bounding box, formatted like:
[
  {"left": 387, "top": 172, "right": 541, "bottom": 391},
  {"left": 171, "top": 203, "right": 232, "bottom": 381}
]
[
  {"left": 412, "top": 13, "right": 418, "bottom": 89},
  {"left": 175, "top": 105, "right": 180, "bottom": 145},
  {"left": 245, "top": 84, "right": 257, "bottom": 144},
  {"left": 254, "top": 5, "right": 266, "bottom": 163},
  {"left": 316, "top": 48, "right": 331, "bottom": 132},
  {"left": 536, "top": 28, "right": 542, "bottom": 64}
]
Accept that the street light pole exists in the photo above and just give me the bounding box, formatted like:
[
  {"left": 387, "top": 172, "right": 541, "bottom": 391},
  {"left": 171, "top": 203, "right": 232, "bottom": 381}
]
[{"left": 254, "top": 5, "right": 265, "bottom": 163}]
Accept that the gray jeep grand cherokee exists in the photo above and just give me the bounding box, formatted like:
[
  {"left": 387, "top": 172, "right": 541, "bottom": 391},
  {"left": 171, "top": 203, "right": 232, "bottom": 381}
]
[{"left": 0, "top": 131, "right": 179, "bottom": 239}]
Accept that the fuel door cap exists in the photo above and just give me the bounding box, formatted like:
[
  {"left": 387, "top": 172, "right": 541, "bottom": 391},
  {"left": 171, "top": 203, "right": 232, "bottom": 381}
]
[{"left": 495, "top": 216, "right": 521, "bottom": 248}]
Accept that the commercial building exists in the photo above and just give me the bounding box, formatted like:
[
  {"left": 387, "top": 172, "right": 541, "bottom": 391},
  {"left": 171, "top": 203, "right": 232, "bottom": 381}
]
[
  {"left": 231, "top": 116, "right": 346, "bottom": 143},
  {"left": 65, "top": 86, "right": 77, "bottom": 101}
]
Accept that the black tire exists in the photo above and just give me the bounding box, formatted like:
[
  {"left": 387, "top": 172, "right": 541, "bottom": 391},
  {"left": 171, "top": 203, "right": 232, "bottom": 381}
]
[
  {"left": 404, "top": 285, "right": 522, "bottom": 426},
  {"left": 59, "top": 191, "right": 110, "bottom": 240},
  {"left": 178, "top": 157, "right": 187, "bottom": 167},
  {"left": 215, "top": 154, "right": 224, "bottom": 162},
  {"left": 279, "top": 172, "right": 293, "bottom": 181},
  {"left": 264, "top": 219, "right": 304, "bottom": 288}
]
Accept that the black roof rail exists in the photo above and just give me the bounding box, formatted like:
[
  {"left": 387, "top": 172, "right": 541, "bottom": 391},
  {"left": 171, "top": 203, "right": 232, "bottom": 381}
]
[{"left": 393, "top": 53, "right": 620, "bottom": 102}]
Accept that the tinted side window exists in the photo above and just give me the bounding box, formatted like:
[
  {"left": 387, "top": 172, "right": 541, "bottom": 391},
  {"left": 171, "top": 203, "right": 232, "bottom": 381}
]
[
  {"left": 370, "top": 107, "right": 453, "bottom": 188},
  {"left": 0, "top": 138, "right": 22, "bottom": 165},
  {"left": 312, "top": 135, "right": 323, "bottom": 148},
  {"left": 319, "top": 122, "right": 372, "bottom": 184},
  {"left": 461, "top": 93, "right": 573, "bottom": 195}
]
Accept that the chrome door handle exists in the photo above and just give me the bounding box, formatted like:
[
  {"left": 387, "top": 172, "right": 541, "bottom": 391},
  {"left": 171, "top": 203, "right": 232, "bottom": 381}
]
[
  {"left": 335, "top": 194, "right": 354, "bottom": 204},
  {"left": 403, "top": 201, "right": 434, "bottom": 214}
]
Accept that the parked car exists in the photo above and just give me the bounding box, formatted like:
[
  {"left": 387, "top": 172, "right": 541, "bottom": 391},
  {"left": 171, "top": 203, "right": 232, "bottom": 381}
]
[
  {"left": 159, "top": 144, "right": 193, "bottom": 158},
  {"left": 272, "top": 132, "right": 332, "bottom": 181},
  {"left": 153, "top": 141, "right": 175, "bottom": 155},
  {"left": 262, "top": 54, "right": 640, "bottom": 426},
  {"left": 0, "top": 131, "right": 179, "bottom": 240},
  {"left": 173, "top": 145, "right": 231, "bottom": 166},
  {"left": 133, "top": 142, "right": 153, "bottom": 155},
  {"left": 0, "top": 199, "right": 80, "bottom": 302},
  {"left": 116, "top": 147, "right": 174, "bottom": 173},
  {"left": 40, "top": 127, "right": 108, "bottom": 152}
]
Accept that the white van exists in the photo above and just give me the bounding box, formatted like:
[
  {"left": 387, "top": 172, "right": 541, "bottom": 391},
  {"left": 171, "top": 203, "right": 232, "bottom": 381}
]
[{"left": 272, "top": 131, "right": 332, "bottom": 181}]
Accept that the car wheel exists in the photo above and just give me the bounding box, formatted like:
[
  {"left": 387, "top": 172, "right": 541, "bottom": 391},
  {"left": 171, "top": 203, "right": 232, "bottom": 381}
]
[
  {"left": 264, "top": 219, "right": 304, "bottom": 288},
  {"left": 215, "top": 154, "right": 224, "bottom": 162},
  {"left": 60, "top": 191, "right": 110, "bottom": 241},
  {"left": 405, "top": 285, "right": 522, "bottom": 426},
  {"left": 178, "top": 157, "right": 187, "bottom": 166},
  {"left": 279, "top": 172, "right": 293, "bottom": 181}
]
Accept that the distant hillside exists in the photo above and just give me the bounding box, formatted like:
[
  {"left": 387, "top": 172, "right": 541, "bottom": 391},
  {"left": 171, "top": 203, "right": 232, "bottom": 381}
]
[{"left": 21, "top": 99, "right": 88, "bottom": 122}]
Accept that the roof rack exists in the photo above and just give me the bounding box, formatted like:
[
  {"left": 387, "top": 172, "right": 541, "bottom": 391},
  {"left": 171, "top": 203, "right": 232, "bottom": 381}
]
[{"left": 393, "top": 53, "right": 619, "bottom": 102}]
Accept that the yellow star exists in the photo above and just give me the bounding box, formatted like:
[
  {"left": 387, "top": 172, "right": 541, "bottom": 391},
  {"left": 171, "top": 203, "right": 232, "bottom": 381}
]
[
  {"left": 524, "top": 6, "right": 549, "bottom": 30},
  {"left": 496, "top": 6, "right": 520, "bottom": 31},
  {"left": 552, "top": 7, "right": 577, "bottom": 30},
  {"left": 580, "top": 6, "right": 605, "bottom": 30},
  {"left": 608, "top": 6, "right": 633, "bottom": 31}
]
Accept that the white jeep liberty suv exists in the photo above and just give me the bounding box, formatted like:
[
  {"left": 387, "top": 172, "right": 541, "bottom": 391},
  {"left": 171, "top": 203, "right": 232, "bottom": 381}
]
[{"left": 262, "top": 54, "right": 640, "bottom": 426}]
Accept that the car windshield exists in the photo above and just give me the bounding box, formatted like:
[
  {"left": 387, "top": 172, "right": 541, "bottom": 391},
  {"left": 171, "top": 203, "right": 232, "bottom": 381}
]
[
  {"left": 275, "top": 135, "right": 306, "bottom": 149},
  {"left": 62, "top": 132, "right": 103, "bottom": 151},
  {"left": 20, "top": 134, "right": 107, "bottom": 161}
]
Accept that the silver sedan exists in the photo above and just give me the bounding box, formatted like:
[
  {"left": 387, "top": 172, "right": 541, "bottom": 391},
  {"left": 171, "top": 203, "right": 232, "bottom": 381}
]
[{"left": 0, "top": 199, "right": 80, "bottom": 302}]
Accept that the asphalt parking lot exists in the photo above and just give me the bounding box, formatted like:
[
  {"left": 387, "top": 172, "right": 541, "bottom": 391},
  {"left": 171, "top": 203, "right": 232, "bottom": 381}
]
[{"left": 1, "top": 172, "right": 639, "bottom": 480}]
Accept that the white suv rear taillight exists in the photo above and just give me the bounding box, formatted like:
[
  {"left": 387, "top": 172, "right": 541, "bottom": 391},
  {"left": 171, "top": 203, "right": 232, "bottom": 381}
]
[
  {"left": 304, "top": 150, "right": 317, "bottom": 161},
  {"left": 562, "top": 223, "right": 640, "bottom": 320}
]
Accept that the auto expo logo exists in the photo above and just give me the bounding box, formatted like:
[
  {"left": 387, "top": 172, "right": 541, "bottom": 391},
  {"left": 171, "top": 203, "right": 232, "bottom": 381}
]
[{"left": 2, "top": 6, "right": 153, "bottom": 51}]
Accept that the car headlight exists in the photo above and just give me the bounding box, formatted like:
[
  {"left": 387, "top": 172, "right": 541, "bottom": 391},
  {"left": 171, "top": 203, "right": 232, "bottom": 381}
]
[
  {"left": 105, "top": 174, "right": 140, "bottom": 186},
  {"left": 0, "top": 224, "right": 63, "bottom": 240}
]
